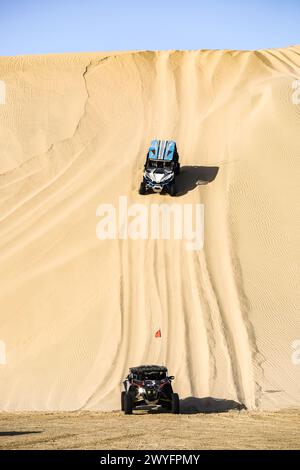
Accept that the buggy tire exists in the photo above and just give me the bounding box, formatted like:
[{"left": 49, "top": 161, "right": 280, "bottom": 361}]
[
  {"left": 124, "top": 393, "right": 133, "bottom": 415},
  {"left": 139, "top": 181, "right": 146, "bottom": 195},
  {"left": 175, "top": 163, "right": 180, "bottom": 175},
  {"left": 171, "top": 393, "right": 180, "bottom": 414},
  {"left": 168, "top": 182, "right": 176, "bottom": 197},
  {"left": 164, "top": 401, "right": 172, "bottom": 411},
  {"left": 121, "top": 391, "right": 126, "bottom": 411}
]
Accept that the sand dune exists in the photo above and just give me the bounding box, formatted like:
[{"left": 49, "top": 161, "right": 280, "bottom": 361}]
[{"left": 0, "top": 47, "right": 299, "bottom": 411}]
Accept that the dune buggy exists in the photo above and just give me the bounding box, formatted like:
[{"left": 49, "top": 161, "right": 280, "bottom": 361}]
[
  {"left": 139, "top": 140, "right": 180, "bottom": 196},
  {"left": 121, "top": 365, "right": 180, "bottom": 414}
]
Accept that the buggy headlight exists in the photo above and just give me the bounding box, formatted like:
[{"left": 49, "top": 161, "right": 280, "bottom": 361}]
[
  {"left": 138, "top": 387, "right": 145, "bottom": 394},
  {"left": 161, "top": 173, "right": 173, "bottom": 182}
]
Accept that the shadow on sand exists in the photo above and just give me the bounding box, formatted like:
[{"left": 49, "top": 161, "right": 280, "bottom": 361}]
[
  {"left": 179, "top": 396, "right": 246, "bottom": 414},
  {"left": 176, "top": 166, "right": 219, "bottom": 196},
  {"left": 0, "top": 431, "right": 42, "bottom": 437},
  {"left": 145, "top": 396, "right": 246, "bottom": 415}
]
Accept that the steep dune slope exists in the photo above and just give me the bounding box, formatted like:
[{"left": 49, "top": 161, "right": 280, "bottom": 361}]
[{"left": 0, "top": 48, "right": 299, "bottom": 410}]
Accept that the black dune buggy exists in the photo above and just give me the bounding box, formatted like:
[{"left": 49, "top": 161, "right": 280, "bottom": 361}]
[{"left": 121, "top": 365, "right": 180, "bottom": 414}]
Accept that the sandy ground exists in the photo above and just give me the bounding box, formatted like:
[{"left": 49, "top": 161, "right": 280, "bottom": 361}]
[
  {"left": 0, "top": 410, "right": 299, "bottom": 450},
  {"left": 0, "top": 47, "right": 300, "bottom": 413}
]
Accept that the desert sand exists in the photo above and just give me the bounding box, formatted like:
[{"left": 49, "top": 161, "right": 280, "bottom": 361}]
[
  {"left": 0, "top": 47, "right": 299, "bottom": 413},
  {"left": 0, "top": 409, "right": 299, "bottom": 450}
]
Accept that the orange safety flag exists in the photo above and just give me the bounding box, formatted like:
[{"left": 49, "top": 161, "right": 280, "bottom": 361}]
[{"left": 155, "top": 329, "right": 161, "bottom": 338}]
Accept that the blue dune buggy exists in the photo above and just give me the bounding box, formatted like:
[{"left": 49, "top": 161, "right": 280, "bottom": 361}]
[{"left": 139, "top": 140, "right": 180, "bottom": 196}]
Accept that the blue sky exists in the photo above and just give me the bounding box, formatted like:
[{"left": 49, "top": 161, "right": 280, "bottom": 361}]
[{"left": 0, "top": 0, "right": 299, "bottom": 55}]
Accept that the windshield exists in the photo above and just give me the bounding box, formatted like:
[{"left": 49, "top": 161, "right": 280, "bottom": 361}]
[
  {"left": 147, "top": 160, "right": 173, "bottom": 170},
  {"left": 135, "top": 371, "right": 167, "bottom": 381}
]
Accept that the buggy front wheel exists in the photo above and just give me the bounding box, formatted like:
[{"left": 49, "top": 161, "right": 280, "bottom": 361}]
[
  {"left": 124, "top": 393, "right": 133, "bottom": 415},
  {"left": 168, "top": 182, "right": 176, "bottom": 197},
  {"left": 121, "top": 391, "right": 126, "bottom": 411},
  {"left": 139, "top": 181, "right": 146, "bottom": 195},
  {"left": 171, "top": 393, "right": 180, "bottom": 414}
]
